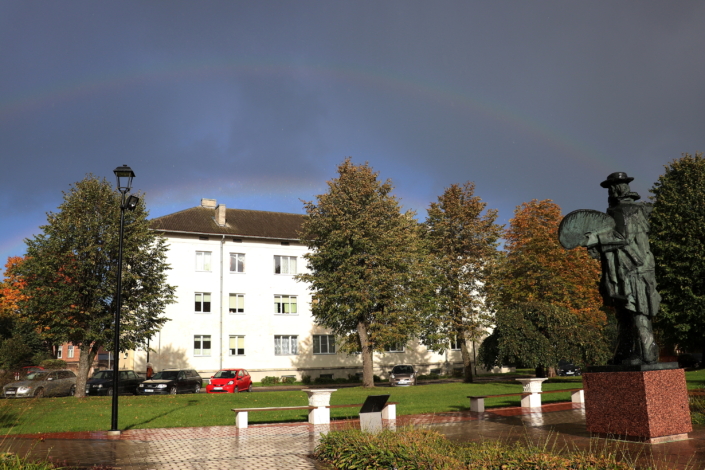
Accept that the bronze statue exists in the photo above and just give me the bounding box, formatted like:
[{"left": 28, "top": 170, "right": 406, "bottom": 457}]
[{"left": 559, "top": 172, "right": 660, "bottom": 365}]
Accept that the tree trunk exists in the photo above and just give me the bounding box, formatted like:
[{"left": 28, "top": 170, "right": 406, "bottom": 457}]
[
  {"left": 547, "top": 366, "right": 557, "bottom": 378},
  {"left": 357, "top": 321, "right": 375, "bottom": 388},
  {"left": 460, "top": 333, "right": 474, "bottom": 383},
  {"left": 74, "top": 342, "right": 98, "bottom": 398}
]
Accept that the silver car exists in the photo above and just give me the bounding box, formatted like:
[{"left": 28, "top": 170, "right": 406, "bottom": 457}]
[{"left": 3, "top": 369, "right": 77, "bottom": 398}]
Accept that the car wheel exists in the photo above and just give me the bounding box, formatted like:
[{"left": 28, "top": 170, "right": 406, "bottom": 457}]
[
  {"left": 247, "top": 383, "right": 252, "bottom": 392},
  {"left": 194, "top": 384, "right": 201, "bottom": 394},
  {"left": 106, "top": 388, "right": 113, "bottom": 396},
  {"left": 34, "top": 388, "right": 45, "bottom": 398},
  {"left": 169, "top": 386, "right": 177, "bottom": 395},
  {"left": 69, "top": 385, "right": 76, "bottom": 397}
]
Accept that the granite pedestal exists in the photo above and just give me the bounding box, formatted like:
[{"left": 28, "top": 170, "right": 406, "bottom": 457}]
[{"left": 583, "top": 364, "right": 691, "bottom": 443}]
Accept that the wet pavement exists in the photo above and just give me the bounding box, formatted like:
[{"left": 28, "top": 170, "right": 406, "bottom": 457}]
[{"left": 3, "top": 402, "right": 705, "bottom": 469}]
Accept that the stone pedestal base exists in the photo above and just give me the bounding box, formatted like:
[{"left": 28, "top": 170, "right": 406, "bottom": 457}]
[{"left": 583, "top": 368, "right": 691, "bottom": 442}]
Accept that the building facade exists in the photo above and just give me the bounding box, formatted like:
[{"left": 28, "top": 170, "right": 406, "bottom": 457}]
[{"left": 137, "top": 198, "right": 481, "bottom": 381}]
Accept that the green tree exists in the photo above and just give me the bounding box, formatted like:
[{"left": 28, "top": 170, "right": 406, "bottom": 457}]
[
  {"left": 650, "top": 152, "right": 705, "bottom": 355},
  {"left": 421, "top": 182, "right": 503, "bottom": 382},
  {"left": 478, "top": 302, "right": 611, "bottom": 374},
  {"left": 486, "top": 200, "right": 606, "bottom": 376},
  {"left": 14, "top": 175, "right": 175, "bottom": 397},
  {"left": 297, "top": 159, "right": 432, "bottom": 387}
]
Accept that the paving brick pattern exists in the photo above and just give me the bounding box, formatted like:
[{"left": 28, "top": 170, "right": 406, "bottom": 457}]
[{"left": 2, "top": 402, "right": 704, "bottom": 470}]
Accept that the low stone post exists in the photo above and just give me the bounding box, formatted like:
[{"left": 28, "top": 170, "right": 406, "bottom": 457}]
[
  {"left": 516, "top": 378, "right": 548, "bottom": 408},
  {"left": 302, "top": 388, "right": 337, "bottom": 425}
]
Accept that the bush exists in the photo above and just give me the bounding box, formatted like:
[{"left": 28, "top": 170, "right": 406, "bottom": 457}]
[
  {"left": 260, "top": 376, "right": 280, "bottom": 386},
  {"left": 281, "top": 376, "right": 296, "bottom": 384},
  {"left": 373, "top": 374, "right": 381, "bottom": 382},
  {"left": 39, "top": 359, "right": 67, "bottom": 369},
  {"left": 301, "top": 375, "right": 311, "bottom": 385},
  {"left": 417, "top": 373, "right": 440, "bottom": 380},
  {"left": 678, "top": 353, "right": 700, "bottom": 368},
  {"left": 315, "top": 428, "right": 638, "bottom": 470}
]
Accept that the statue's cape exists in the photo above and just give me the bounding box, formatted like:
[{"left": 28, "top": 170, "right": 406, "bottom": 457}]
[{"left": 558, "top": 209, "right": 615, "bottom": 249}]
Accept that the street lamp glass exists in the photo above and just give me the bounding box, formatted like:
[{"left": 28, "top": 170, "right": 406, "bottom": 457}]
[{"left": 113, "top": 165, "right": 135, "bottom": 192}]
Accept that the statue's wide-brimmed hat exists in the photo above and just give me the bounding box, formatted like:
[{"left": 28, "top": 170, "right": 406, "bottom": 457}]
[{"left": 600, "top": 172, "right": 634, "bottom": 188}]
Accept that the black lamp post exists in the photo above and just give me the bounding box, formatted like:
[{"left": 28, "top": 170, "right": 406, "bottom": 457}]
[{"left": 110, "top": 165, "right": 139, "bottom": 433}]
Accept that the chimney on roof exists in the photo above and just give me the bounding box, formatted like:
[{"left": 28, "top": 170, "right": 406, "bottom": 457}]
[
  {"left": 216, "top": 204, "right": 226, "bottom": 226},
  {"left": 201, "top": 198, "right": 217, "bottom": 209}
]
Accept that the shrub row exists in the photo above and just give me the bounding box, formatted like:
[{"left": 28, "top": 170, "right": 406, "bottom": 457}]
[{"left": 315, "top": 429, "right": 641, "bottom": 470}]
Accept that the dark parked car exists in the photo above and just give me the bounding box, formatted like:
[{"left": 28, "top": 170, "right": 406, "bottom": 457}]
[
  {"left": 85, "top": 370, "right": 144, "bottom": 396},
  {"left": 389, "top": 365, "right": 417, "bottom": 387},
  {"left": 3, "top": 369, "right": 76, "bottom": 398},
  {"left": 557, "top": 361, "right": 581, "bottom": 377},
  {"left": 137, "top": 369, "right": 202, "bottom": 395}
]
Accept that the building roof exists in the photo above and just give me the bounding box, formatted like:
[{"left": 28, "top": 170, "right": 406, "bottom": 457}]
[{"left": 149, "top": 206, "right": 305, "bottom": 240}]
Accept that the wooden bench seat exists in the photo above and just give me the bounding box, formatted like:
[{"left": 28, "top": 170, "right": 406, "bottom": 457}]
[
  {"left": 231, "top": 402, "right": 399, "bottom": 428},
  {"left": 231, "top": 405, "right": 316, "bottom": 428},
  {"left": 468, "top": 388, "right": 584, "bottom": 412}
]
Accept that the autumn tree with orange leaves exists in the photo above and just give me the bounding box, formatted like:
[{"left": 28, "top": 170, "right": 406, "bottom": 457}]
[{"left": 482, "top": 200, "right": 611, "bottom": 376}]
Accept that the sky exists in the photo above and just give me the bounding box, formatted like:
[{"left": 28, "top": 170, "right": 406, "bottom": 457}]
[{"left": 2, "top": 1, "right": 705, "bottom": 272}]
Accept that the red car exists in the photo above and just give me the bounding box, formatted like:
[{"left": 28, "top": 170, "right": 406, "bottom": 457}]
[{"left": 206, "top": 368, "right": 253, "bottom": 393}]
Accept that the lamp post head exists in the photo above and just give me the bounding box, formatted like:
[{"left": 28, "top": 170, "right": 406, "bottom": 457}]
[{"left": 113, "top": 165, "right": 135, "bottom": 193}]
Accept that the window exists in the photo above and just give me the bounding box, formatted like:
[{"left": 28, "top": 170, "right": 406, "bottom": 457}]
[
  {"left": 196, "top": 251, "right": 212, "bottom": 271},
  {"left": 450, "top": 336, "right": 462, "bottom": 351},
  {"left": 274, "top": 255, "right": 297, "bottom": 274},
  {"left": 67, "top": 345, "right": 75, "bottom": 358},
  {"left": 230, "top": 253, "right": 245, "bottom": 273},
  {"left": 195, "top": 293, "right": 211, "bottom": 313},
  {"left": 313, "top": 335, "right": 336, "bottom": 354},
  {"left": 229, "top": 294, "right": 244, "bottom": 314},
  {"left": 56, "top": 346, "right": 63, "bottom": 359},
  {"left": 229, "top": 335, "right": 245, "bottom": 355},
  {"left": 274, "top": 335, "right": 298, "bottom": 355},
  {"left": 194, "top": 335, "right": 211, "bottom": 356},
  {"left": 274, "top": 295, "right": 297, "bottom": 314},
  {"left": 385, "top": 342, "right": 405, "bottom": 353}
]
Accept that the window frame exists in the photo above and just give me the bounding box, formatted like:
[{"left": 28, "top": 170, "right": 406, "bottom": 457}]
[
  {"left": 274, "top": 335, "right": 298, "bottom": 356},
  {"left": 450, "top": 336, "right": 462, "bottom": 351},
  {"left": 195, "top": 251, "right": 212, "bottom": 272},
  {"left": 195, "top": 292, "right": 212, "bottom": 313},
  {"left": 67, "top": 345, "right": 75, "bottom": 359},
  {"left": 56, "top": 346, "right": 63, "bottom": 359},
  {"left": 193, "top": 334, "right": 212, "bottom": 357},
  {"left": 274, "top": 255, "right": 297, "bottom": 275},
  {"left": 229, "top": 253, "right": 246, "bottom": 273},
  {"left": 274, "top": 295, "right": 298, "bottom": 315},
  {"left": 313, "top": 335, "right": 336, "bottom": 355},
  {"left": 229, "top": 335, "right": 245, "bottom": 356},
  {"left": 385, "top": 342, "right": 405, "bottom": 353},
  {"left": 229, "top": 293, "right": 245, "bottom": 314}
]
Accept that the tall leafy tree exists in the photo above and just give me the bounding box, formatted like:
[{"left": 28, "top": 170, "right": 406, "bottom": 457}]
[
  {"left": 297, "top": 159, "right": 432, "bottom": 387},
  {"left": 486, "top": 200, "right": 605, "bottom": 375},
  {"left": 650, "top": 152, "right": 705, "bottom": 355},
  {"left": 421, "top": 182, "right": 503, "bottom": 382},
  {"left": 14, "top": 175, "right": 175, "bottom": 397},
  {"left": 478, "top": 302, "right": 611, "bottom": 374},
  {"left": 488, "top": 199, "right": 603, "bottom": 323}
]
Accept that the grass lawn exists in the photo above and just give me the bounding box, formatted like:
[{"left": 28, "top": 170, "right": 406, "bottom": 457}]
[
  {"left": 1, "top": 369, "right": 701, "bottom": 435},
  {"left": 0, "top": 379, "right": 583, "bottom": 435}
]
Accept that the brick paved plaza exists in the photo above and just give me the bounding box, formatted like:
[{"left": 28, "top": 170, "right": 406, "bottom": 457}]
[{"left": 3, "top": 403, "right": 705, "bottom": 469}]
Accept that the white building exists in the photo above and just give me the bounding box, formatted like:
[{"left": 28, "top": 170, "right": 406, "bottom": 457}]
[{"left": 138, "top": 198, "right": 474, "bottom": 381}]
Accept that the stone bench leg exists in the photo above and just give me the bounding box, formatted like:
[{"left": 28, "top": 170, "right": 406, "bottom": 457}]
[
  {"left": 309, "top": 406, "right": 330, "bottom": 425},
  {"left": 235, "top": 411, "right": 248, "bottom": 429},
  {"left": 382, "top": 404, "right": 396, "bottom": 420},
  {"left": 470, "top": 397, "right": 485, "bottom": 413},
  {"left": 521, "top": 393, "right": 541, "bottom": 408},
  {"left": 571, "top": 390, "right": 584, "bottom": 404}
]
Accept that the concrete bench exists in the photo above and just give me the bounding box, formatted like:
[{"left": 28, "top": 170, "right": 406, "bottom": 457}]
[
  {"left": 231, "top": 406, "right": 315, "bottom": 429},
  {"left": 231, "top": 402, "right": 399, "bottom": 429},
  {"left": 468, "top": 388, "right": 584, "bottom": 412}
]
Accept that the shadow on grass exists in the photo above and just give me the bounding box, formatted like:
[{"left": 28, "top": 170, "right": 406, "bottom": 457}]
[{"left": 122, "top": 398, "right": 202, "bottom": 430}]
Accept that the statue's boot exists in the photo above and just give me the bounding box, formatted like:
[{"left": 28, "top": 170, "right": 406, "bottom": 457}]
[{"left": 635, "top": 314, "right": 659, "bottom": 364}]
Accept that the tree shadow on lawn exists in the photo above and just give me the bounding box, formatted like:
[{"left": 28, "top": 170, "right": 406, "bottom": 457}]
[{"left": 122, "top": 398, "right": 200, "bottom": 430}]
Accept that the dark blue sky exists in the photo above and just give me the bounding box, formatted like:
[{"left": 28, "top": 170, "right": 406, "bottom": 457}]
[{"left": 2, "top": 1, "right": 704, "bottom": 270}]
